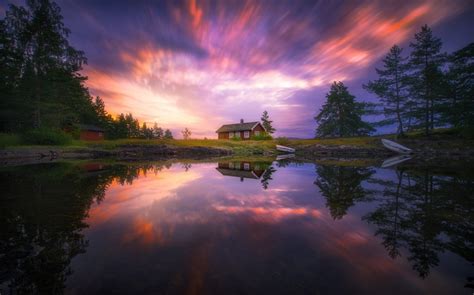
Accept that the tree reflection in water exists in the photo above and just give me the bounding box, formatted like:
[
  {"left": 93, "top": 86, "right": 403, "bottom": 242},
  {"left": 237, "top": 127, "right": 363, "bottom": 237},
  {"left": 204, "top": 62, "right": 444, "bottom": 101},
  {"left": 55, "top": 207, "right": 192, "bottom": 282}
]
[
  {"left": 315, "top": 163, "right": 474, "bottom": 286},
  {"left": 314, "top": 165, "right": 374, "bottom": 220},
  {"left": 0, "top": 162, "right": 169, "bottom": 294},
  {"left": 0, "top": 160, "right": 473, "bottom": 293}
]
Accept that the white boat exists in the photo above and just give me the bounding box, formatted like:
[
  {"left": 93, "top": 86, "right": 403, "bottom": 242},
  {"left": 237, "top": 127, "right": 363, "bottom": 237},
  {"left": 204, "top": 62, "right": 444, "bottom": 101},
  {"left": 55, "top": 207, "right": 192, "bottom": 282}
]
[
  {"left": 276, "top": 154, "right": 295, "bottom": 161},
  {"left": 381, "top": 155, "right": 412, "bottom": 168},
  {"left": 381, "top": 139, "right": 412, "bottom": 154},
  {"left": 276, "top": 145, "right": 295, "bottom": 153}
]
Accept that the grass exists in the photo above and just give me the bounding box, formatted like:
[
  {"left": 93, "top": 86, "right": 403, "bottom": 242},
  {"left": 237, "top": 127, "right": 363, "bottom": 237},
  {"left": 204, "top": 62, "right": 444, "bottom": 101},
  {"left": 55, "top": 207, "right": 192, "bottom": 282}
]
[
  {"left": 0, "top": 133, "right": 22, "bottom": 148},
  {"left": 3, "top": 128, "right": 472, "bottom": 152}
]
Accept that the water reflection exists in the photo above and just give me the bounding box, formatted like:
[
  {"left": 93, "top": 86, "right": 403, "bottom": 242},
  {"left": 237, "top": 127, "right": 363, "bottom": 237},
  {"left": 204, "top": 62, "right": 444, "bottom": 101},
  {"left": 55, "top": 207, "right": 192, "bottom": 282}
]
[
  {"left": 216, "top": 160, "right": 275, "bottom": 189},
  {"left": 0, "top": 160, "right": 472, "bottom": 294},
  {"left": 365, "top": 167, "right": 474, "bottom": 282},
  {"left": 314, "top": 165, "right": 374, "bottom": 220}
]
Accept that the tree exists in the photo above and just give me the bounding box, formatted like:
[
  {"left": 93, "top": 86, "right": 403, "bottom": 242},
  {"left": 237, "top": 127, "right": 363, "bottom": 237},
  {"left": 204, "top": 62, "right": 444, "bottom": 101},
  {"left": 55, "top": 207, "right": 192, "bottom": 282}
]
[
  {"left": 364, "top": 45, "right": 411, "bottom": 137},
  {"left": 152, "top": 123, "right": 163, "bottom": 139},
  {"left": 0, "top": 0, "right": 96, "bottom": 133},
  {"left": 164, "top": 129, "right": 173, "bottom": 139},
  {"left": 408, "top": 25, "right": 446, "bottom": 135},
  {"left": 181, "top": 128, "right": 191, "bottom": 140},
  {"left": 315, "top": 81, "right": 374, "bottom": 138},
  {"left": 261, "top": 110, "right": 276, "bottom": 134},
  {"left": 141, "top": 122, "right": 153, "bottom": 139},
  {"left": 444, "top": 43, "right": 474, "bottom": 133}
]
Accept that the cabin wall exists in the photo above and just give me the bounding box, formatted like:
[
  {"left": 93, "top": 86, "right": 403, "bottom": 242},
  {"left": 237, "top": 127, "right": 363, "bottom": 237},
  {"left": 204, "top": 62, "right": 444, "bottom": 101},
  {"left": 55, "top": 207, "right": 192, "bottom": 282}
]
[
  {"left": 80, "top": 130, "right": 104, "bottom": 141},
  {"left": 218, "top": 132, "right": 229, "bottom": 139}
]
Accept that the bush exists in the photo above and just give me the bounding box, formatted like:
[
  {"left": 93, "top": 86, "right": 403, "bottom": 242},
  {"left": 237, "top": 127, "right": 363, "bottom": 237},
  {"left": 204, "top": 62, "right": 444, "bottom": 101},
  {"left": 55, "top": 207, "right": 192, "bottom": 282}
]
[
  {"left": 275, "top": 137, "right": 290, "bottom": 145},
  {"left": 21, "top": 128, "right": 72, "bottom": 145},
  {"left": 251, "top": 133, "right": 273, "bottom": 140},
  {"left": 230, "top": 136, "right": 242, "bottom": 141},
  {"left": 0, "top": 133, "right": 22, "bottom": 148}
]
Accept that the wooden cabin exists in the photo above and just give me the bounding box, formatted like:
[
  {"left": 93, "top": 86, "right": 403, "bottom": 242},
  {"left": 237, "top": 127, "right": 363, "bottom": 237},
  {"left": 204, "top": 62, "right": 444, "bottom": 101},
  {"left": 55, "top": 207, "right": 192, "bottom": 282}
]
[
  {"left": 79, "top": 124, "right": 104, "bottom": 141},
  {"left": 216, "top": 119, "right": 266, "bottom": 140}
]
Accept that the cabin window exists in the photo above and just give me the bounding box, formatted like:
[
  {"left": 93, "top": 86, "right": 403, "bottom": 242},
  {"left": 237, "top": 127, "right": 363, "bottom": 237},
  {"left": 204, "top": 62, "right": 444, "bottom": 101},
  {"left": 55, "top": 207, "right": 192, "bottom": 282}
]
[
  {"left": 254, "top": 130, "right": 260, "bottom": 136},
  {"left": 243, "top": 163, "right": 250, "bottom": 170},
  {"left": 244, "top": 131, "right": 250, "bottom": 138},
  {"left": 229, "top": 132, "right": 234, "bottom": 138}
]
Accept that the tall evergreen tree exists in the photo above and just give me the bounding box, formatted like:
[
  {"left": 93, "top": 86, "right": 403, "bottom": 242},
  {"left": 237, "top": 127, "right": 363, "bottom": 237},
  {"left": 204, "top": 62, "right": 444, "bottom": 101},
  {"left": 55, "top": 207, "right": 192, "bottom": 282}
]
[
  {"left": 0, "top": 0, "right": 93, "bottom": 132},
  {"left": 445, "top": 43, "right": 474, "bottom": 133},
  {"left": 260, "top": 110, "right": 275, "bottom": 134},
  {"left": 364, "top": 45, "right": 411, "bottom": 137},
  {"left": 315, "top": 81, "right": 374, "bottom": 138},
  {"left": 164, "top": 129, "right": 173, "bottom": 139},
  {"left": 152, "top": 123, "right": 163, "bottom": 139},
  {"left": 408, "top": 25, "right": 446, "bottom": 135},
  {"left": 181, "top": 128, "right": 191, "bottom": 140}
]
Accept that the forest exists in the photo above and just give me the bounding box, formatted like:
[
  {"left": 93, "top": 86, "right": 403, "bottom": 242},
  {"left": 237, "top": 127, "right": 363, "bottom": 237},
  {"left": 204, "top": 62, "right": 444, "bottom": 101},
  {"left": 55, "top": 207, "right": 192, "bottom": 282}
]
[
  {"left": 0, "top": 0, "right": 171, "bottom": 143},
  {"left": 315, "top": 25, "right": 473, "bottom": 138}
]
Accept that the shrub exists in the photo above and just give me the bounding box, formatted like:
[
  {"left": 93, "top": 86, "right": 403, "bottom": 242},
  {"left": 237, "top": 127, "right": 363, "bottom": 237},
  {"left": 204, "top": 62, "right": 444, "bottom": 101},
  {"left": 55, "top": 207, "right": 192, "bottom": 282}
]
[
  {"left": 22, "top": 128, "right": 72, "bottom": 145},
  {"left": 0, "top": 133, "right": 22, "bottom": 148},
  {"left": 230, "top": 136, "right": 242, "bottom": 141},
  {"left": 251, "top": 133, "right": 273, "bottom": 140},
  {"left": 275, "top": 137, "right": 290, "bottom": 145}
]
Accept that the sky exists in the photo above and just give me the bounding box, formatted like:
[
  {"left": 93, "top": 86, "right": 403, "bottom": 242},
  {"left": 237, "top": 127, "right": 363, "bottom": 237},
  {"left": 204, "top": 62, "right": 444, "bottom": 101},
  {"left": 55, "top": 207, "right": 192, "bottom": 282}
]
[{"left": 1, "top": 0, "right": 474, "bottom": 138}]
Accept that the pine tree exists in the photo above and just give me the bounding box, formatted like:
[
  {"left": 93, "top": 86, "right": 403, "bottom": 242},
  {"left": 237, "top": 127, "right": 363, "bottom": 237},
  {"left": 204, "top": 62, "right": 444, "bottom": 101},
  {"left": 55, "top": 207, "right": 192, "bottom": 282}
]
[
  {"left": 364, "top": 45, "right": 410, "bottom": 137},
  {"left": 315, "top": 82, "right": 374, "bottom": 138},
  {"left": 445, "top": 43, "right": 474, "bottom": 133},
  {"left": 408, "top": 25, "right": 446, "bottom": 135},
  {"left": 152, "top": 123, "right": 163, "bottom": 139},
  {"left": 260, "top": 110, "right": 276, "bottom": 134},
  {"left": 164, "top": 129, "right": 173, "bottom": 139},
  {"left": 0, "top": 0, "right": 95, "bottom": 132},
  {"left": 181, "top": 128, "right": 191, "bottom": 140}
]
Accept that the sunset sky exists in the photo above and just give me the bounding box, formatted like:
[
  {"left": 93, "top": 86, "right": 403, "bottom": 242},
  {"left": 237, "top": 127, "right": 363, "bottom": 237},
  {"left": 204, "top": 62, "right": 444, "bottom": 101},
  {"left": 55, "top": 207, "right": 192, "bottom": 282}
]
[{"left": 2, "top": 0, "right": 473, "bottom": 138}]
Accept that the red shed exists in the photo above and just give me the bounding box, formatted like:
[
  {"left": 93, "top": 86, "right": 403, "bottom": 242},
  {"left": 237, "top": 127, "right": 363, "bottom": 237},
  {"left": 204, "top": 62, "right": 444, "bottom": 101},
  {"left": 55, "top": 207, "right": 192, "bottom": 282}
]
[{"left": 79, "top": 124, "right": 105, "bottom": 141}]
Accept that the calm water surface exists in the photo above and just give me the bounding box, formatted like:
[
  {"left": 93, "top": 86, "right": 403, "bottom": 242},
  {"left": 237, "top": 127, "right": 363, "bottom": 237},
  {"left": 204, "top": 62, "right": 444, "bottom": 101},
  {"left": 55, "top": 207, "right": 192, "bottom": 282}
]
[{"left": 1, "top": 159, "right": 473, "bottom": 294}]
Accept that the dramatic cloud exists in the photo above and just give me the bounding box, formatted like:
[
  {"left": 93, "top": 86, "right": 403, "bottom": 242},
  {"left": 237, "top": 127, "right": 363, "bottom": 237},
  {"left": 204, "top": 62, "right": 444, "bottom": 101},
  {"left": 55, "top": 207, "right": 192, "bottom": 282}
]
[{"left": 21, "top": 0, "right": 473, "bottom": 137}]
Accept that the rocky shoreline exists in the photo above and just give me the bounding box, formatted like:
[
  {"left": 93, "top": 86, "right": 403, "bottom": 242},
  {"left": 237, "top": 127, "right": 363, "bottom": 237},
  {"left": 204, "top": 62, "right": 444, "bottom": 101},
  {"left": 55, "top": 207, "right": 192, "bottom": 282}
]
[
  {"left": 0, "top": 144, "right": 232, "bottom": 166},
  {"left": 2, "top": 141, "right": 474, "bottom": 166}
]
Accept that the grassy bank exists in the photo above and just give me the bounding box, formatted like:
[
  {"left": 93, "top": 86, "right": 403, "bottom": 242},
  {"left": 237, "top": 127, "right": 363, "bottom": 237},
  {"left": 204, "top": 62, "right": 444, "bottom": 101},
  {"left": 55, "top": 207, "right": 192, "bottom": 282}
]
[{"left": 2, "top": 128, "right": 473, "bottom": 156}]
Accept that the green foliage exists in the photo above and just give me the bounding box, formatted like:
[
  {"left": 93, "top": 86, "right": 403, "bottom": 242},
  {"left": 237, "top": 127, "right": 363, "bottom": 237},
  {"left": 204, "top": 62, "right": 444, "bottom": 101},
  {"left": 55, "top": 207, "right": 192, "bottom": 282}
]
[
  {"left": 164, "top": 129, "right": 173, "bottom": 139},
  {"left": 260, "top": 110, "right": 276, "bottom": 134},
  {"left": 365, "top": 26, "right": 474, "bottom": 136},
  {"left": 230, "top": 135, "right": 242, "bottom": 141},
  {"left": 0, "top": 0, "right": 93, "bottom": 132},
  {"left": 181, "top": 128, "right": 192, "bottom": 140},
  {"left": 21, "top": 128, "right": 72, "bottom": 145},
  {"left": 444, "top": 43, "right": 474, "bottom": 130},
  {"left": 407, "top": 25, "right": 447, "bottom": 135},
  {"left": 0, "top": 133, "right": 22, "bottom": 147},
  {"left": 364, "top": 45, "right": 411, "bottom": 136},
  {"left": 275, "top": 137, "right": 289, "bottom": 145},
  {"left": 0, "top": 1, "right": 170, "bottom": 142},
  {"left": 251, "top": 133, "right": 272, "bottom": 140},
  {"left": 315, "top": 81, "right": 374, "bottom": 138}
]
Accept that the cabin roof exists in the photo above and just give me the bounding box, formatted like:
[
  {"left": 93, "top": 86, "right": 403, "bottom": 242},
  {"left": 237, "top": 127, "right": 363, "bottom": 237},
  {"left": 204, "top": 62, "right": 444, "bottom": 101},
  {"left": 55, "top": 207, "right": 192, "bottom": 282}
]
[
  {"left": 216, "top": 121, "right": 262, "bottom": 133},
  {"left": 79, "top": 124, "right": 104, "bottom": 132}
]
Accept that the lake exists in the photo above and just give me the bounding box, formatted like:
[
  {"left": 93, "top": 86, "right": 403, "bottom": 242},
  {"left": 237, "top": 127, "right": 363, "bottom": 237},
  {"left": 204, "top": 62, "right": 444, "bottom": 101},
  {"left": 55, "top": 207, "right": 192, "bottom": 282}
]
[{"left": 1, "top": 158, "right": 473, "bottom": 294}]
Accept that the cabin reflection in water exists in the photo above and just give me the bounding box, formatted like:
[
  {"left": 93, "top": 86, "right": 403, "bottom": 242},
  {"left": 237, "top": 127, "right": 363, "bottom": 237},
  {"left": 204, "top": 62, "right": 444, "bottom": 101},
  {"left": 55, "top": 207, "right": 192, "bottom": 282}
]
[{"left": 216, "top": 161, "right": 268, "bottom": 181}]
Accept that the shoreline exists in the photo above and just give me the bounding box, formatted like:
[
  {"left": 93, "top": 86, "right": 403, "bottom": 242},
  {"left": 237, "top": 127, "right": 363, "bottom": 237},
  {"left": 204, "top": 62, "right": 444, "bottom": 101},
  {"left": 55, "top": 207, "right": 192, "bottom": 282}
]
[{"left": 2, "top": 138, "right": 474, "bottom": 167}]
